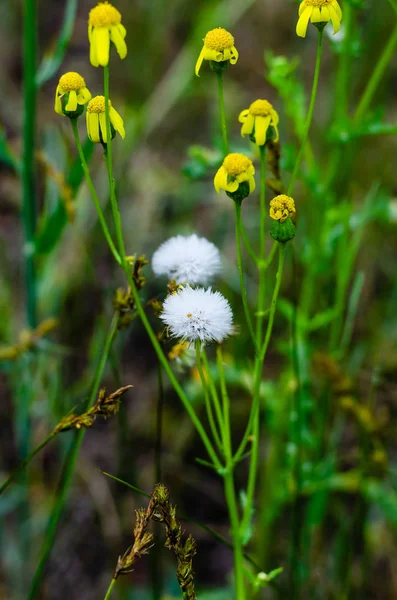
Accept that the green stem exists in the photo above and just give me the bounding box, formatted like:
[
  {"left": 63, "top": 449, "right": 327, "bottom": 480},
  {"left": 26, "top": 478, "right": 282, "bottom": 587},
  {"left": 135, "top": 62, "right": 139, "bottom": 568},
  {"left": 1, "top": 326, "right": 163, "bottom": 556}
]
[
  {"left": 202, "top": 348, "right": 225, "bottom": 434},
  {"left": 240, "top": 244, "right": 286, "bottom": 535},
  {"left": 240, "top": 218, "right": 259, "bottom": 266},
  {"left": 28, "top": 314, "right": 119, "bottom": 599},
  {"left": 104, "top": 64, "right": 127, "bottom": 264},
  {"left": 0, "top": 431, "right": 56, "bottom": 496},
  {"left": 224, "top": 468, "right": 246, "bottom": 600},
  {"left": 256, "top": 146, "right": 267, "bottom": 347},
  {"left": 22, "top": 0, "right": 37, "bottom": 328},
  {"left": 216, "top": 71, "right": 229, "bottom": 155},
  {"left": 354, "top": 22, "right": 397, "bottom": 123},
  {"left": 70, "top": 119, "right": 121, "bottom": 265},
  {"left": 288, "top": 29, "right": 323, "bottom": 196},
  {"left": 234, "top": 201, "right": 257, "bottom": 352},
  {"left": 216, "top": 345, "right": 231, "bottom": 455},
  {"left": 195, "top": 341, "right": 223, "bottom": 453},
  {"left": 104, "top": 578, "right": 117, "bottom": 600}
]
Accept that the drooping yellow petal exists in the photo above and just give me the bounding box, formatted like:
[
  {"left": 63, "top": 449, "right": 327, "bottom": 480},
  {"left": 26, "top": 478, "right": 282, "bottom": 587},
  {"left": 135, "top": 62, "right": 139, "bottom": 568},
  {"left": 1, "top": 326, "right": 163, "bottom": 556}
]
[
  {"left": 195, "top": 46, "right": 206, "bottom": 77},
  {"left": 65, "top": 90, "right": 77, "bottom": 112},
  {"left": 54, "top": 84, "right": 63, "bottom": 115},
  {"left": 248, "top": 175, "right": 256, "bottom": 194},
  {"left": 332, "top": 0, "right": 342, "bottom": 20},
  {"left": 111, "top": 25, "right": 127, "bottom": 59},
  {"left": 328, "top": 4, "right": 341, "bottom": 34},
  {"left": 298, "top": 1, "right": 306, "bottom": 16},
  {"left": 88, "top": 24, "right": 93, "bottom": 42},
  {"left": 229, "top": 45, "right": 239, "bottom": 64},
  {"left": 99, "top": 113, "right": 108, "bottom": 143},
  {"left": 96, "top": 27, "right": 110, "bottom": 67},
  {"left": 118, "top": 23, "right": 127, "bottom": 39},
  {"left": 241, "top": 113, "right": 255, "bottom": 137},
  {"left": 87, "top": 113, "right": 100, "bottom": 143},
  {"left": 77, "top": 87, "right": 92, "bottom": 104},
  {"left": 110, "top": 107, "right": 125, "bottom": 139},
  {"left": 272, "top": 123, "right": 279, "bottom": 143},
  {"left": 296, "top": 6, "right": 313, "bottom": 38},
  {"left": 320, "top": 6, "right": 330, "bottom": 21},
  {"left": 214, "top": 166, "right": 227, "bottom": 193},
  {"left": 90, "top": 29, "right": 99, "bottom": 67},
  {"left": 225, "top": 179, "right": 239, "bottom": 193},
  {"left": 238, "top": 109, "right": 250, "bottom": 124},
  {"left": 254, "top": 115, "right": 271, "bottom": 146}
]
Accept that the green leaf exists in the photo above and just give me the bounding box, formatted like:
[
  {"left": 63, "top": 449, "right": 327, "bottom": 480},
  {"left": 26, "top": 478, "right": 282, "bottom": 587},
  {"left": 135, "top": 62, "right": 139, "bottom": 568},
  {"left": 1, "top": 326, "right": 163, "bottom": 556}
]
[{"left": 36, "top": 0, "right": 78, "bottom": 87}]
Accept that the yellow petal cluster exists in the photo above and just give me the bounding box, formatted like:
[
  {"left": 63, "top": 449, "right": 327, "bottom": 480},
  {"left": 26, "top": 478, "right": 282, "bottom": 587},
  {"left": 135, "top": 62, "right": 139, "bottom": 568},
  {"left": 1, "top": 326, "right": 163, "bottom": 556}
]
[
  {"left": 296, "top": 0, "right": 342, "bottom": 38},
  {"left": 54, "top": 72, "right": 91, "bottom": 116},
  {"left": 195, "top": 28, "right": 239, "bottom": 76},
  {"left": 86, "top": 95, "right": 125, "bottom": 143},
  {"left": 214, "top": 153, "right": 255, "bottom": 195},
  {"left": 88, "top": 2, "right": 127, "bottom": 67},
  {"left": 238, "top": 99, "right": 280, "bottom": 146},
  {"left": 269, "top": 195, "right": 296, "bottom": 222}
]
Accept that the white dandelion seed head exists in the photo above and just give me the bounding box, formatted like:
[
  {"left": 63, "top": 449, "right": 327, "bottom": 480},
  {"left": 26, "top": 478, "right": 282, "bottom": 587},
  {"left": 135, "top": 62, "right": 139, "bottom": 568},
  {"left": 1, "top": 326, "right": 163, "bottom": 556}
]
[
  {"left": 152, "top": 234, "right": 221, "bottom": 285},
  {"left": 160, "top": 286, "right": 233, "bottom": 344}
]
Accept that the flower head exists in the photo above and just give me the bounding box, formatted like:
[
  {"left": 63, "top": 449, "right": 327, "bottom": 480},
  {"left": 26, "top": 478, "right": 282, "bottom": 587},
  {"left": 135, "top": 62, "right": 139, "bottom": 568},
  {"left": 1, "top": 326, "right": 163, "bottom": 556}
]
[
  {"left": 195, "top": 27, "right": 239, "bottom": 76},
  {"left": 214, "top": 153, "right": 255, "bottom": 201},
  {"left": 54, "top": 72, "right": 91, "bottom": 117},
  {"left": 238, "top": 99, "right": 280, "bottom": 146},
  {"left": 161, "top": 286, "right": 233, "bottom": 344},
  {"left": 86, "top": 95, "right": 125, "bottom": 143},
  {"left": 270, "top": 195, "right": 296, "bottom": 243},
  {"left": 270, "top": 195, "right": 296, "bottom": 222},
  {"left": 296, "top": 0, "right": 342, "bottom": 38},
  {"left": 88, "top": 2, "right": 127, "bottom": 67},
  {"left": 152, "top": 234, "right": 221, "bottom": 285}
]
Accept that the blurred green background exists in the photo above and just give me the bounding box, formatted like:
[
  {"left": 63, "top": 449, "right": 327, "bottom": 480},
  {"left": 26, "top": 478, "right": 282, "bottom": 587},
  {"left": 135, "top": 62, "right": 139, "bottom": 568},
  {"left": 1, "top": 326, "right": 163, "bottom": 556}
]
[{"left": 1, "top": 0, "right": 397, "bottom": 598}]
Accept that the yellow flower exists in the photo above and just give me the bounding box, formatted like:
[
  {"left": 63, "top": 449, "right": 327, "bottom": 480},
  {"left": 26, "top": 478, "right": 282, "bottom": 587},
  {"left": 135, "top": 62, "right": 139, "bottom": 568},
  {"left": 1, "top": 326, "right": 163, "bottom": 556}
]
[
  {"left": 238, "top": 99, "right": 280, "bottom": 147},
  {"left": 296, "top": 0, "right": 342, "bottom": 38},
  {"left": 88, "top": 1, "right": 127, "bottom": 67},
  {"left": 214, "top": 153, "right": 255, "bottom": 199},
  {"left": 195, "top": 27, "right": 239, "bottom": 76},
  {"left": 54, "top": 72, "right": 91, "bottom": 117},
  {"left": 269, "top": 195, "right": 296, "bottom": 222},
  {"left": 86, "top": 96, "right": 125, "bottom": 143}
]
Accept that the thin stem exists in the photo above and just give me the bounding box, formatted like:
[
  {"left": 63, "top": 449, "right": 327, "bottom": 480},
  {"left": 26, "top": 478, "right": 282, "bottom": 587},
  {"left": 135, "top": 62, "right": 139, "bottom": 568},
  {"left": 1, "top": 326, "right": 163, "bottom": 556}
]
[
  {"left": 224, "top": 468, "right": 246, "bottom": 600},
  {"left": 234, "top": 201, "right": 258, "bottom": 352},
  {"left": 70, "top": 119, "right": 121, "bottom": 265},
  {"left": 287, "top": 29, "right": 323, "bottom": 196},
  {"left": 28, "top": 314, "right": 119, "bottom": 599},
  {"left": 104, "top": 64, "right": 127, "bottom": 264},
  {"left": 240, "top": 244, "right": 286, "bottom": 536},
  {"left": 256, "top": 145, "right": 267, "bottom": 347},
  {"left": 195, "top": 341, "right": 223, "bottom": 453},
  {"left": 216, "top": 345, "right": 231, "bottom": 455},
  {"left": 104, "top": 578, "right": 117, "bottom": 600},
  {"left": 201, "top": 349, "right": 225, "bottom": 434},
  {"left": 354, "top": 22, "right": 397, "bottom": 123},
  {"left": 22, "top": 0, "right": 37, "bottom": 328},
  {"left": 0, "top": 431, "right": 56, "bottom": 496},
  {"left": 216, "top": 71, "right": 229, "bottom": 155},
  {"left": 240, "top": 218, "right": 260, "bottom": 266}
]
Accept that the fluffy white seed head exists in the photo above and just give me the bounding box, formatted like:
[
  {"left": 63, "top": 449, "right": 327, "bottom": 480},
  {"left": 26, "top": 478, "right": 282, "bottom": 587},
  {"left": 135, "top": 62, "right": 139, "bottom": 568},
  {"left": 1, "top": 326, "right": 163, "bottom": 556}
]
[
  {"left": 160, "top": 286, "right": 233, "bottom": 344},
  {"left": 152, "top": 234, "right": 221, "bottom": 285}
]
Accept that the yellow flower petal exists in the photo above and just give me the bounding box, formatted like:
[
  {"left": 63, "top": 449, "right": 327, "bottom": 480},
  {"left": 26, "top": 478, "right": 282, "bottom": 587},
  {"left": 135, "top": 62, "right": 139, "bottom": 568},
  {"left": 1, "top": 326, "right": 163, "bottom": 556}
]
[
  {"left": 65, "top": 90, "right": 77, "bottom": 112},
  {"left": 241, "top": 113, "right": 255, "bottom": 137},
  {"left": 298, "top": 1, "right": 306, "bottom": 16},
  {"left": 320, "top": 6, "right": 330, "bottom": 21},
  {"left": 110, "top": 107, "right": 125, "bottom": 139},
  {"left": 296, "top": 6, "right": 312, "bottom": 38},
  {"left": 90, "top": 29, "right": 99, "bottom": 67},
  {"left": 87, "top": 112, "right": 100, "bottom": 143},
  {"left": 310, "top": 7, "right": 323, "bottom": 22},
  {"left": 54, "top": 84, "right": 63, "bottom": 115},
  {"left": 328, "top": 4, "right": 341, "bottom": 34},
  {"left": 226, "top": 179, "right": 239, "bottom": 193},
  {"left": 111, "top": 24, "right": 127, "bottom": 60},
  {"left": 332, "top": 0, "right": 342, "bottom": 20},
  {"left": 214, "top": 166, "right": 227, "bottom": 193},
  {"left": 254, "top": 115, "right": 271, "bottom": 146},
  {"left": 77, "top": 87, "right": 92, "bottom": 104},
  {"left": 249, "top": 175, "right": 256, "bottom": 194},
  {"left": 238, "top": 109, "right": 250, "bottom": 124},
  {"left": 195, "top": 46, "right": 206, "bottom": 77},
  {"left": 230, "top": 45, "right": 239, "bottom": 64},
  {"left": 96, "top": 27, "right": 110, "bottom": 67},
  {"left": 99, "top": 112, "right": 108, "bottom": 143},
  {"left": 272, "top": 123, "right": 279, "bottom": 143},
  {"left": 118, "top": 23, "right": 127, "bottom": 38}
]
